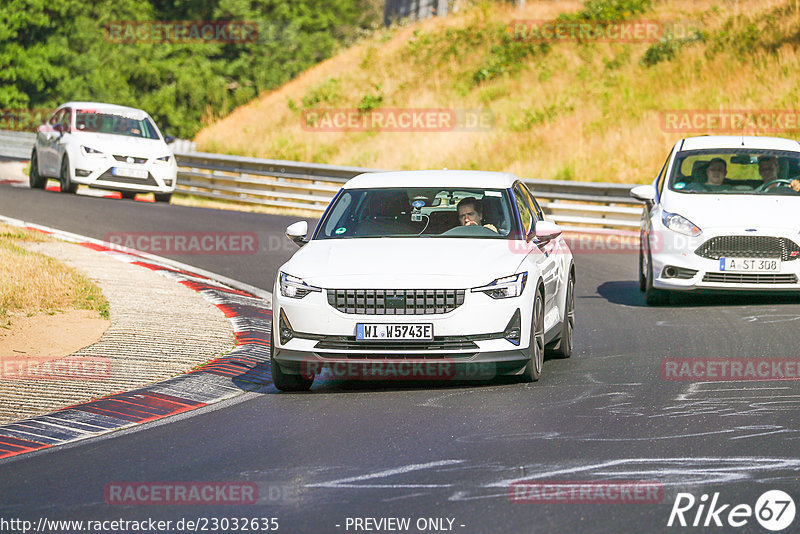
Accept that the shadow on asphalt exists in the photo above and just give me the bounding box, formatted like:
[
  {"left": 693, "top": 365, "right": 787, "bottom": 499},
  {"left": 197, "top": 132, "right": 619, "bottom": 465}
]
[
  {"left": 299, "top": 375, "right": 526, "bottom": 394},
  {"left": 594, "top": 280, "right": 800, "bottom": 308}
]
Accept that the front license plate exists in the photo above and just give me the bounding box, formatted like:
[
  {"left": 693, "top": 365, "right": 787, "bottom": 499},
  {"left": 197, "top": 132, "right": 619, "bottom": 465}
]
[
  {"left": 719, "top": 257, "right": 781, "bottom": 272},
  {"left": 356, "top": 323, "right": 433, "bottom": 341},
  {"left": 111, "top": 167, "right": 148, "bottom": 179}
]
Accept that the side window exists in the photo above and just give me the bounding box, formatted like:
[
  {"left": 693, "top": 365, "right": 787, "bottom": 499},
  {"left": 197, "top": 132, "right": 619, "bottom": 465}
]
[
  {"left": 49, "top": 109, "right": 63, "bottom": 126},
  {"left": 656, "top": 153, "right": 671, "bottom": 197},
  {"left": 513, "top": 185, "right": 534, "bottom": 236},
  {"left": 60, "top": 108, "right": 72, "bottom": 132},
  {"left": 520, "top": 183, "right": 544, "bottom": 221}
]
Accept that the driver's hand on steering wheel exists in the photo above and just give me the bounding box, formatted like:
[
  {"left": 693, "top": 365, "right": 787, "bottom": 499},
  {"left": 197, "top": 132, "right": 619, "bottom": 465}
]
[{"left": 791, "top": 179, "right": 800, "bottom": 192}]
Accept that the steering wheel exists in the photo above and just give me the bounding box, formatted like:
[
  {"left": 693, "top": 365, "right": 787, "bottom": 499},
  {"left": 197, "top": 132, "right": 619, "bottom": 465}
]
[
  {"left": 440, "top": 225, "right": 498, "bottom": 237},
  {"left": 756, "top": 178, "right": 795, "bottom": 192}
]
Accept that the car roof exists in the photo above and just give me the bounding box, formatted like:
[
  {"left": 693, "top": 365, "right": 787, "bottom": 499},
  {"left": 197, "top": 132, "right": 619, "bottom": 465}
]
[
  {"left": 343, "top": 170, "right": 520, "bottom": 190},
  {"left": 59, "top": 101, "right": 151, "bottom": 119},
  {"left": 680, "top": 135, "right": 800, "bottom": 152}
]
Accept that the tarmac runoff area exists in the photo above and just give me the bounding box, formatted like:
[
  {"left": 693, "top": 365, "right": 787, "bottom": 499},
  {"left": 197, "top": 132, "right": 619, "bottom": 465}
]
[
  {"left": 0, "top": 238, "right": 236, "bottom": 424},
  {"left": 0, "top": 219, "right": 275, "bottom": 460}
]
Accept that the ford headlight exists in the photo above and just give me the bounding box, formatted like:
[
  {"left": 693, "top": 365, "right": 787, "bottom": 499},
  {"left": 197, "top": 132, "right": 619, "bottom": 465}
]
[
  {"left": 472, "top": 272, "right": 528, "bottom": 299},
  {"left": 280, "top": 272, "right": 321, "bottom": 299},
  {"left": 662, "top": 211, "right": 702, "bottom": 237}
]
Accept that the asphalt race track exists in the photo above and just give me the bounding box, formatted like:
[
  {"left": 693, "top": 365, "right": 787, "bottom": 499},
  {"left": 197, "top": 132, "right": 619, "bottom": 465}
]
[{"left": 2, "top": 184, "right": 800, "bottom": 533}]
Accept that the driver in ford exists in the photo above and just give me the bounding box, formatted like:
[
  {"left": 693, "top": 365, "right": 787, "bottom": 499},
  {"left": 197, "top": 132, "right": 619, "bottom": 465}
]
[{"left": 758, "top": 155, "right": 800, "bottom": 191}]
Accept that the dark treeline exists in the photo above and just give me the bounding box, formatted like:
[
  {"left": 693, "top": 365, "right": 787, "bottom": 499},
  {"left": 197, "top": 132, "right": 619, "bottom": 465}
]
[{"left": 0, "top": 0, "right": 382, "bottom": 137}]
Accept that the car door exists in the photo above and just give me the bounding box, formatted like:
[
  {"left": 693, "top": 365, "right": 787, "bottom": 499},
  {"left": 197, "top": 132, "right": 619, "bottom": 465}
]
[
  {"left": 53, "top": 107, "right": 73, "bottom": 171},
  {"left": 645, "top": 147, "right": 676, "bottom": 257},
  {"left": 37, "top": 109, "right": 63, "bottom": 176},
  {"left": 513, "top": 182, "right": 560, "bottom": 310}
]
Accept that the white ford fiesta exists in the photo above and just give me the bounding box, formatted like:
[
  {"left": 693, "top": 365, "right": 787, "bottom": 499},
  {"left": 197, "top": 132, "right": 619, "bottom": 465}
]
[
  {"left": 29, "top": 101, "right": 177, "bottom": 202},
  {"left": 270, "top": 170, "right": 575, "bottom": 391},
  {"left": 632, "top": 135, "right": 800, "bottom": 305}
]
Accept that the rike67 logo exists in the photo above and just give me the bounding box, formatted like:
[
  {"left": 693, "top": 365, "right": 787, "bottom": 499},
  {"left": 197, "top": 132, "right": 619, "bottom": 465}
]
[{"left": 667, "top": 490, "right": 796, "bottom": 531}]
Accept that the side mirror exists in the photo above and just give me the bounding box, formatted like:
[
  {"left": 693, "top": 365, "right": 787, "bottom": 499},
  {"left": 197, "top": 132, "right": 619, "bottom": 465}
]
[
  {"left": 285, "top": 221, "right": 308, "bottom": 247},
  {"left": 630, "top": 185, "right": 656, "bottom": 206},
  {"left": 532, "top": 220, "right": 562, "bottom": 245},
  {"left": 164, "top": 135, "right": 176, "bottom": 144}
]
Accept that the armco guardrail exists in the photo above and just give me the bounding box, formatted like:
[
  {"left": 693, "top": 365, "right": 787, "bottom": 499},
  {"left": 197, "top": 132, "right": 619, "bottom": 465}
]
[
  {"left": 0, "top": 131, "right": 36, "bottom": 160},
  {"left": 0, "top": 130, "right": 641, "bottom": 229},
  {"left": 174, "top": 151, "right": 642, "bottom": 229}
]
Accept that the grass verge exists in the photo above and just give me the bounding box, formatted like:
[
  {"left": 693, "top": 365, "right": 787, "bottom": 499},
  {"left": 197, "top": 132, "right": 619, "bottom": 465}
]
[{"left": 0, "top": 223, "right": 110, "bottom": 328}]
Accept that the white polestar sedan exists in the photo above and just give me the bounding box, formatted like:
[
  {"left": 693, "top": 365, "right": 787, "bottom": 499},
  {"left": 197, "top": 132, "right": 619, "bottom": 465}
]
[
  {"left": 631, "top": 135, "right": 800, "bottom": 306},
  {"left": 29, "top": 102, "right": 177, "bottom": 202},
  {"left": 270, "top": 170, "right": 575, "bottom": 391}
]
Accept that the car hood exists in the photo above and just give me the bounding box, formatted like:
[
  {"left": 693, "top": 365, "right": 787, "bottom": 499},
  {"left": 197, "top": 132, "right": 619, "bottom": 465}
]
[
  {"left": 663, "top": 193, "right": 800, "bottom": 231},
  {"left": 71, "top": 132, "right": 171, "bottom": 157},
  {"left": 280, "top": 238, "right": 527, "bottom": 288}
]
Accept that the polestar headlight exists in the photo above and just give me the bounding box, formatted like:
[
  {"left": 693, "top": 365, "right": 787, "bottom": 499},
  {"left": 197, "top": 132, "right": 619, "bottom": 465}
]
[
  {"left": 662, "top": 211, "right": 702, "bottom": 237},
  {"left": 279, "top": 272, "right": 321, "bottom": 299},
  {"left": 471, "top": 272, "right": 528, "bottom": 299},
  {"left": 156, "top": 155, "right": 172, "bottom": 163}
]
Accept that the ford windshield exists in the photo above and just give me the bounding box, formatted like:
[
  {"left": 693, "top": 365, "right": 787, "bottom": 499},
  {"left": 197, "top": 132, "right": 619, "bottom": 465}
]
[{"left": 668, "top": 149, "right": 800, "bottom": 195}]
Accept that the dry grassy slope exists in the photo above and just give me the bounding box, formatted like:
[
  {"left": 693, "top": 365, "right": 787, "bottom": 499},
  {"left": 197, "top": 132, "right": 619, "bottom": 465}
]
[{"left": 195, "top": 0, "right": 800, "bottom": 184}]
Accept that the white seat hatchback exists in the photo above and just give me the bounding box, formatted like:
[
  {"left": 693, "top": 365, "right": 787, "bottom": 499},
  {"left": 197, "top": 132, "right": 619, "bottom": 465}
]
[{"left": 30, "top": 102, "right": 177, "bottom": 202}]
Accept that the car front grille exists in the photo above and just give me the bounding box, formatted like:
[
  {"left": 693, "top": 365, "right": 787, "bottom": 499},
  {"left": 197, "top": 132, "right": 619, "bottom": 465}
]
[
  {"left": 327, "top": 289, "right": 465, "bottom": 315},
  {"left": 96, "top": 169, "right": 158, "bottom": 186},
  {"left": 695, "top": 236, "right": 800, "bottom": 261},
  {"left": 702, "top": 273, "right": 798, "bottom": 284},
  {"left": 113, "top": 155, "right": 147, "bottom": 164}
]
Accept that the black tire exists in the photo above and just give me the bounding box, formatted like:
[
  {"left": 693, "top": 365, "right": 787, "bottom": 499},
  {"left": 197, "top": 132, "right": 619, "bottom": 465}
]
[
  {"left": 645, "top": 250, "right": 670, "bottom": 306},
  {"left": 550, "top": 273, "right": 574, "bottom": 359},
  {"left": 638, "top": 244, "right": 647, "bottom": 292},
  {"left": 521, "top": 288, "right": 545, "bottom": 382},
  {"left": 29, "top": 150, "right": 46, "bottom": 189},
  {"left": 270, "top": 339, "right": 313, "bottom": 392},
  {"left": 154, "top": 193, "right": 172, "bottom": 203},
  {"left": 120, "top": 191, "right": 137, "bottom": 200},
  {"left": 59, "top": 156, "right": 77, "bottom": 194}
]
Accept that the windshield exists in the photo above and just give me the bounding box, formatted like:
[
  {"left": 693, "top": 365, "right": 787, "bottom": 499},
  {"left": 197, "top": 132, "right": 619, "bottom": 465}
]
[
  {"left": 75, "top": 110, "right": 160, "bottom": 139},
  {"left": 668, "top": 149, "right": 800, "bottom": 195},
  {"left": 314, "top": 187, "right": 517, "bottom": 239}
]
